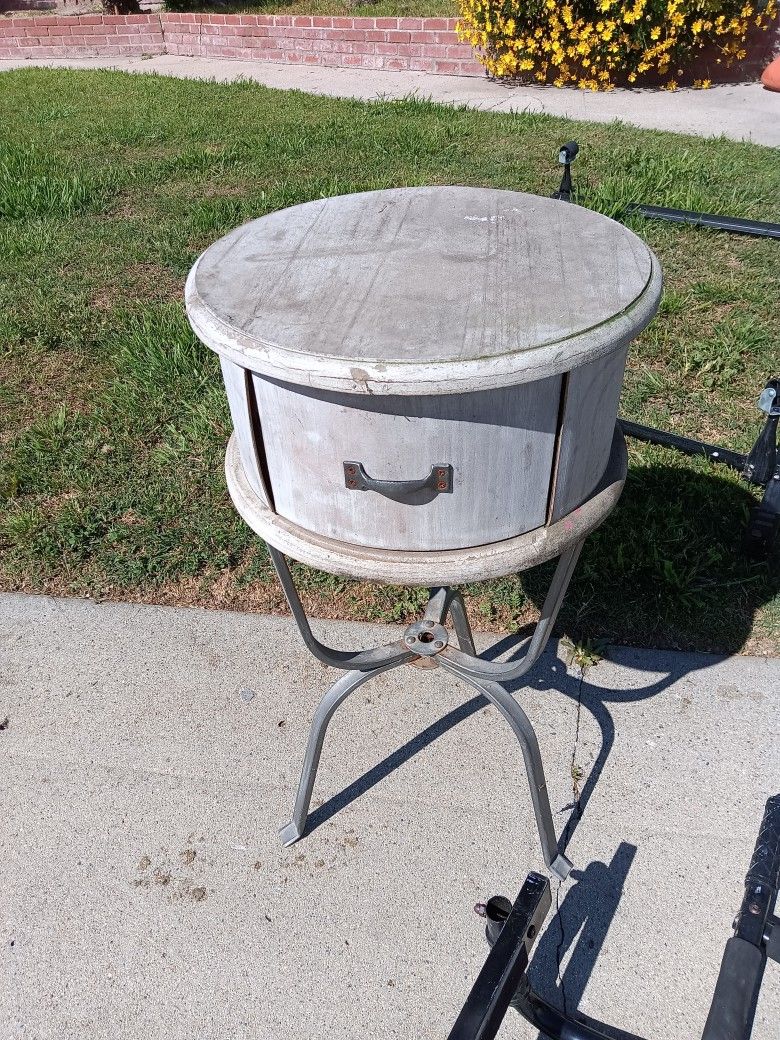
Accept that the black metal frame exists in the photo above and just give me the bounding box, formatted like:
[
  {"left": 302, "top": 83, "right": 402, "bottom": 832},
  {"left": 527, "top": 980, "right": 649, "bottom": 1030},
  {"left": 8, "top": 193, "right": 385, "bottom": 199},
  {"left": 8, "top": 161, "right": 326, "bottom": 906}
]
[
  {"left": 620, "top": 376, "right": 779, "bottom": 558},
  {"left": 551, "top": 143, "right": 780, "bottom": 558},
  {"left": 449, "top": 795, "right": 780, "bottom": 1040}
]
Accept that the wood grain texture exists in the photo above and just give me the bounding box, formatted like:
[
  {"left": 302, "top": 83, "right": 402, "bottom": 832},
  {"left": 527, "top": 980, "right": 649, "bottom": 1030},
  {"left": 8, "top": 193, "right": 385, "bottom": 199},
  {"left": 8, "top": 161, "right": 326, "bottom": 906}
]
[
  {"left": 219, "top": 357, "right": 270, "bottom": 507},
  {"left": 551, "top": 346, "right": 629, "bottom": 521},
  {"left": 252, "top": 375, "right": 563, "bottom": 551},
  {"left": 224, "top": 427, "right": 628, "bottom": 585},
  {"left": 186, "top": 187, "right": 662, "bottom": 396}
]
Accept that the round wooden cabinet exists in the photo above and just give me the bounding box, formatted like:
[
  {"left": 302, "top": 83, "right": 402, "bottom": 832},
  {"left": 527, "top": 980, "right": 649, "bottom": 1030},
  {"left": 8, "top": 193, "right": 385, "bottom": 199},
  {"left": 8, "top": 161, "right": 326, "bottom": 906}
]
[{"left": 186, "top": 186, "right": 662, "bottom": 560}]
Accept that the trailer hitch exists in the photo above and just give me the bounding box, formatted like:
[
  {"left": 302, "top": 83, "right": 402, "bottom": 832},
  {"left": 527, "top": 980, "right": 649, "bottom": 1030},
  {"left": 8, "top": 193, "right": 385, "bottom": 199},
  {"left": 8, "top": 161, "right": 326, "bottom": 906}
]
[{"left": 449, "top": 795, "right": 780, "bottom": 1040}]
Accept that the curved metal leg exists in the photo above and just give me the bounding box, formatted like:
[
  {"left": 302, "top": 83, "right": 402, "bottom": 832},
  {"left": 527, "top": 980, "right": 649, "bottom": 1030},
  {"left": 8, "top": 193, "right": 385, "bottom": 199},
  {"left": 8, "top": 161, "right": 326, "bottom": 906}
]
[
  {"left": 446, "top": 591, "right": 477, "bottom": 656},
  {"left": 279, "top": 662, "right": 398, "bottom": 846},
  {"left": 267, "top": 545, "right": 414, "bottom": 672},
  {"left": 441, "top": 664, "right": 572, "bottom": 881},
  {"left": 440, "top": 539, "right": 585, "bottom": 683}
]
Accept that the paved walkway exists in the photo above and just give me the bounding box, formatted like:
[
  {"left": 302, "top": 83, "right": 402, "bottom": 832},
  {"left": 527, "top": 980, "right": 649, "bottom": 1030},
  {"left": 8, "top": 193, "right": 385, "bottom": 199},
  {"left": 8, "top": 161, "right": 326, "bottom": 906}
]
[
  {"left": 1, "top": 592, "right": 778, "bottom": 1039},
  {"left": 3, "top": 53, "right": 779, "bottom": 146}
]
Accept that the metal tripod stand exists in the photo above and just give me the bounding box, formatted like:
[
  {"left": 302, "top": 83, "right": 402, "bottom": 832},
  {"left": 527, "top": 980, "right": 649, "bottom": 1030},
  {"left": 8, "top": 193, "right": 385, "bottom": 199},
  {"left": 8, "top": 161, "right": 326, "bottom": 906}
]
[{"left": 268, "top": 541, "right": 585, "bottom": 882}]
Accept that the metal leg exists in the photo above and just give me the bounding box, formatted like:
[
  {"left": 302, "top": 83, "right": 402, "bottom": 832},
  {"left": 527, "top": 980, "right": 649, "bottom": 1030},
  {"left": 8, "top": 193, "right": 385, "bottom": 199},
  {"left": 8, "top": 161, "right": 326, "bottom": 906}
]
[
  {"left": 444, "top": 667, "right": 572, "bottom": 881},
  {"left": 267, "top": 545, "right": 414, "bottom": 671},
  {"left": 271, "top": 544, "right": 582, "bottom": 877},
  {"left": 446, "top": 591, "right": 477, "bottom": 656},
  {"left": 279, "top": 661, "right": 398, "bottom": 846},
  {"left": 440, "top": 538, "right": 585, "bottom": 683}
]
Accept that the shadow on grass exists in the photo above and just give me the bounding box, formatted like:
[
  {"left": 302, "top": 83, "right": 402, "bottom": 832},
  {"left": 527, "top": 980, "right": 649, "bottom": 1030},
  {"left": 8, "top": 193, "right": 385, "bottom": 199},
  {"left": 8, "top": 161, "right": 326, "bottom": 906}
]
[{"left": 548, "top": 459, "right": 780, "bottom": 655}]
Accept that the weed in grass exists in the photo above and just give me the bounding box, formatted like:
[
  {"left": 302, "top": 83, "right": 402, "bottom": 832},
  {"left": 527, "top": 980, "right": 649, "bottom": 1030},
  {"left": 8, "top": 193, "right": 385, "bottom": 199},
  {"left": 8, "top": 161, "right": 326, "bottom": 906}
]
[{"left": 562, "top": 636, "right": 609, "bottom": 671}]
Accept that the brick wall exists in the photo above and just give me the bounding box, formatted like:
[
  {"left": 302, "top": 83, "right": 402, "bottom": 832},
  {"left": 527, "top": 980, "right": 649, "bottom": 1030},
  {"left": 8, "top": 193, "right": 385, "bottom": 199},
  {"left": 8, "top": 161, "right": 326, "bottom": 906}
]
[
  {"left": 161, "top": 13, "right": 481, "bottom": 76},
  {"left": 0, "top": 12, "right": 483, "bottom": 76},
  {"left": 0, "top": 13, "right": 165, "bottom": 58}
]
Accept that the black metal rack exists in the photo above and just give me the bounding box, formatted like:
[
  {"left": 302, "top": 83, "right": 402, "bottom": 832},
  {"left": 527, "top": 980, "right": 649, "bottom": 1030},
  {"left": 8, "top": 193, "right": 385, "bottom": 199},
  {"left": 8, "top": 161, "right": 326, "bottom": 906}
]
[
  {"left": 552, "top": 143, "right": 779, "bottom": 558},
  {"left": 449, "top": 795, "right": 780, "bottom": 1040}
]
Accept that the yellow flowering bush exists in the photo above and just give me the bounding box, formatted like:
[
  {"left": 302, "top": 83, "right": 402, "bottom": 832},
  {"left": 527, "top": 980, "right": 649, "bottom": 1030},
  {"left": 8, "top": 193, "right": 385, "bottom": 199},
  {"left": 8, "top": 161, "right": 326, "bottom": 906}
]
[{"left": 457, "top": 0, "right": 778, "bottom": 89}]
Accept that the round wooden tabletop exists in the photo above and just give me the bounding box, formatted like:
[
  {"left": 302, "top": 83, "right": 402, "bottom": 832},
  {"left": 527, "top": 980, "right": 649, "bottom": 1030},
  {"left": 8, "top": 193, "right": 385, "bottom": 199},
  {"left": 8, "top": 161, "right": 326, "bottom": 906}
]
[{"left": 186, "top": 186, "right": 662, "bottom": 396}]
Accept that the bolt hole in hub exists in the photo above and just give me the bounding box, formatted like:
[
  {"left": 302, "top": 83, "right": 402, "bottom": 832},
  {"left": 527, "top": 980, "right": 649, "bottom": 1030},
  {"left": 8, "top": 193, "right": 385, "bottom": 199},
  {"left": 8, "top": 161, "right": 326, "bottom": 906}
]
[{"left": 403, "top": 619, "right": 449, "bottom": 656}]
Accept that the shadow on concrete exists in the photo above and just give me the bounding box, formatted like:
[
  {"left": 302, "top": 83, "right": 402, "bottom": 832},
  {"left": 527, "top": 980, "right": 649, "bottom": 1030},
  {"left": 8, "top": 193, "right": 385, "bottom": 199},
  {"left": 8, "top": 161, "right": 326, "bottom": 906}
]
[
  {"left": 303, "top": 630, "right": 710, "bottom": 855},
  {"left": 525, "top": 840, "right": 641, "bottom": 1039}
]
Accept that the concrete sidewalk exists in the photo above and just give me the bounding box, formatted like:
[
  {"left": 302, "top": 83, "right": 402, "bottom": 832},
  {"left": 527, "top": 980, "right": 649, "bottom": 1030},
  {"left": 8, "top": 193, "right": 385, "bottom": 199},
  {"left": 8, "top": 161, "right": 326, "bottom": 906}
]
[
  {"left": 2, "top": 54, "right": 779, "bottom": 147},
  {"left": 1, "top": 592, "right": 778, "bottom": 1039}
]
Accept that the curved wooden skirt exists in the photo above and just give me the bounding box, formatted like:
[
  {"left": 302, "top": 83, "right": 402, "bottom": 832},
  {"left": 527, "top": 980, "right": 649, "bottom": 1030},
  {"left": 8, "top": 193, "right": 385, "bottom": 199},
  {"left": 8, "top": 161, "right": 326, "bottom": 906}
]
[{"left": 225, "top": 426, "right": 628, "bottom": 586}]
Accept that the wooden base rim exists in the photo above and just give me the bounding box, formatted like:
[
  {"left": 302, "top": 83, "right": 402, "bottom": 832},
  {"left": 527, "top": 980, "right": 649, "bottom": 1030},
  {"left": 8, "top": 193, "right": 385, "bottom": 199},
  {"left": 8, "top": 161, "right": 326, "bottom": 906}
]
[{"left": 224, "top": 426, "right": 627, "bottom": 585}]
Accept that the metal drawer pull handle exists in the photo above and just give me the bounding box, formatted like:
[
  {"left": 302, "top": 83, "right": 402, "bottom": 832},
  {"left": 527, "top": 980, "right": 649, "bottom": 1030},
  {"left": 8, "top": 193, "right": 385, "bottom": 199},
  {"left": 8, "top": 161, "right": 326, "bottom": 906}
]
[{"left": 343, "top": 461, "right": 453, "bottom": 497}]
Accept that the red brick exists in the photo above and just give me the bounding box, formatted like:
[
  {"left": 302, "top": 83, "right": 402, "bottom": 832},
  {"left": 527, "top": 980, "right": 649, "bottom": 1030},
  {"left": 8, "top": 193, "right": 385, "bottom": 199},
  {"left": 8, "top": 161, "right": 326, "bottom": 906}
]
[
  {"left": 104, "top": 15, "right": 129, "bottom": 24},
  {"left": 398, "top": 17, "right": 423, "bottom": 29},
  {"left": 292, "top": 16, "right": 313, "bottom": 27},
  {"left": 78, "top": 15, "right": 103, "bottom": 24},
  {"left": 47, "top": 25, "right": 71, "bottom": 36},
  {"left": 312, "top": 16, "right": 332, "bottom": 27},
  {"left": 331, "top": 17, "right": 353, "bottom": 28},
  {"left": 424, "top": 18, "right": 449, "bottom": 29},
  {"left": 352, "top": 17, "right": 374, "bottom": 28},
  {"left": 273, "top": 15, "right": 293, "bottom": 25},
  {"left": 383, "top": 56, "right": 411, "bottom": 70},
  {"left": 386, "top": 30, "right": 410, "bottom": 42},
  {"left": 375, "top": 42, "right": 398, "bottom": 55},
  {"left": 363, "top": 29, "right": 385, "bottom": 41},
  {"left": 223, "top": 14, "right": 242, "bottom": 24},
  {"left": 432, "top": 59, "right": 459, "bottom": 73},
  {"left": 421, "top": 44, "right": 447, "bottom": 57},
  {"left": 376, "top": 17, "right": 398, "bottom": 28}
]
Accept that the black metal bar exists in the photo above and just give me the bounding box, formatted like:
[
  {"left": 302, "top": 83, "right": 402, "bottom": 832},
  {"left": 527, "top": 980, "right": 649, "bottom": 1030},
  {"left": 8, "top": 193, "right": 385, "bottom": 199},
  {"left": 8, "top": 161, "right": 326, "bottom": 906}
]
[
  {"left": 513, "top": 978, "right": 647, "bottom": 1040},
  {"left": 619, "top": 419, "right": 746, "bottom": 471},
  {"left": 701, "top": 794, "right": 780, "bottom": 1040},
  {"left": 447, "top": 873, "right": 550, "bottom": 1040},
  {"left": 627, "top": 205, "right": 780, "bottom": 240}
]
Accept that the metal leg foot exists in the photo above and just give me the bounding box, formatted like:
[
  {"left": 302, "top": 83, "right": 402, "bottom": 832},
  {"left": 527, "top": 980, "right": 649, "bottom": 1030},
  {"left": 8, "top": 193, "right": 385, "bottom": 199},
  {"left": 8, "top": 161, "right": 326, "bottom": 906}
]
[
  {"left": 446, "top": 670, "right": 572, "bottom": 881},
  {"left": 279, "top": 662, "right": 398, "bottom": 846}
]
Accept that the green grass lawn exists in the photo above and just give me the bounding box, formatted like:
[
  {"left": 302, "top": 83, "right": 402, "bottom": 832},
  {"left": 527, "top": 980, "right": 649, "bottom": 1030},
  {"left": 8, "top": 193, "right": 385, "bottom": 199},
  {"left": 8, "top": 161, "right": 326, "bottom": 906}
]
[{"left": 1, "top": 68, "right": 778, "bottom": 654}]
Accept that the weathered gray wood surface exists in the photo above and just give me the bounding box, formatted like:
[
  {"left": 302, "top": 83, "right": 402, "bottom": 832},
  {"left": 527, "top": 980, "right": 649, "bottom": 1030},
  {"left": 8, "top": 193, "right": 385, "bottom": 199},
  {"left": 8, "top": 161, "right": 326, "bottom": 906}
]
[
  {"left": 187, "top": 187, "right": 662, "bottom": 560},
  {"left": 252, "top": 375, "right": 562, "bottom": 551},
  {"left": 551, "top": 345, "right": 629, "bottom": 521},
  {"left": 224, "top": 428, "right": 628, "bottom": 584},
  {"left": 186, "top": 187, "right": 662, "bottom": 396},
  {"left": 219, "top": 358, "right": 270, "bottom": 507}
]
